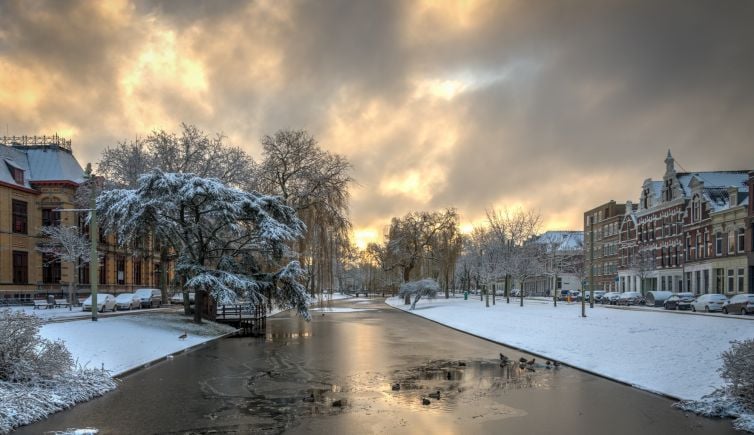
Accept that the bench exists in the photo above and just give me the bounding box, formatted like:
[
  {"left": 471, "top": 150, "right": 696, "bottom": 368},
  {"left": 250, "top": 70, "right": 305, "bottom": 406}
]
[
  {"left": 54, "top": 299, "right": 71, "bottom": 308},
  {"left": 33, "top": 300, "right": 50, "bottom": 309}
]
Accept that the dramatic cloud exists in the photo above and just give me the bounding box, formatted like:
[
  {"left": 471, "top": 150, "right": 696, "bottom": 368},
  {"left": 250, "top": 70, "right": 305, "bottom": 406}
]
[{"left": 2, "top": 0, "right": 753, "bottom": 247}]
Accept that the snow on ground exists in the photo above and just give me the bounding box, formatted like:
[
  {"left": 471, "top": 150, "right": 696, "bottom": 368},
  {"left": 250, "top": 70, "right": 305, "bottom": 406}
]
[
  {"left": 386, "top": 296, "right": 754, "bottom": 401},
  {"left": 39, "top": 313, "right": 236, "bottom": 376},
  {"left": 6, "top": 305, "right": 175, "bottom": 322}
]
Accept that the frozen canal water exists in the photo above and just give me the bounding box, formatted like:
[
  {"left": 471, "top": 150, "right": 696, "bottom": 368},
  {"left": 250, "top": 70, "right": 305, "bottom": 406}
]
[{"left": 20, "top": 299, "right": 737, "bottom": 434}]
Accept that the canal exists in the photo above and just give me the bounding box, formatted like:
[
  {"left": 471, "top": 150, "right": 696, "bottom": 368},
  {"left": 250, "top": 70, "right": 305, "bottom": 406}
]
[{"left": 20, "top": 298, "right": 736, "bottom": 434}]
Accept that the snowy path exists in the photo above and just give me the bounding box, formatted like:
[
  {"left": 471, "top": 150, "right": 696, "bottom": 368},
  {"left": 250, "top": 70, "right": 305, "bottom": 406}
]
[{"left": 386, "top": 296, "right": 754, "bottom": 401}]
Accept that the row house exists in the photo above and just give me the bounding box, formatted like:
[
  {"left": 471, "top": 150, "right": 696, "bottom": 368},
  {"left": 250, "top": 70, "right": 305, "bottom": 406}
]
[
  {"left": 0, "top": 136, "right": 171, "bottom": 302},
  {"left": 616, "top": 151, "right": 750, "bottom": 295},
  {"left": 584, "top": 201, "right": 631, "bottom": 292},
  {"left": 748, "top": 172, "right": 754, "bottom": 293}
]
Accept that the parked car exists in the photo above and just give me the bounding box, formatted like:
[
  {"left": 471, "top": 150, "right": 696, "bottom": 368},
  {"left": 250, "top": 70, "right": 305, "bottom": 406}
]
[
  {"left": 690, "top": 293, "right": 728, "bottom": 312},
  {"left": 584, "top": 290, "right": 606, "bottom": 302},
  {"left": 663, "top": 292, "right": 695, "bottom": 310},
  {"left": 133, "top": 288, "right": 162, "bottom": 308},
  {"left": 114, "top": 293, "right": 141, "bottom": 310},
  {"left": 570, "top": 290, "right": 582, "bottom": 302},
  {"left": 81, "top": 294, "right": 116, "bottom": 312},
  {"left": 511, "top": 289, "right": 522, "bottom": 297},
  {"left": 722, "top": 294, "right": 754, "bottom": 315},
  {"left": 602, "top": 292, "right": 622, "bottom": 305},
  {"left": 557, "top": 290, "right": 573, "bottom": 301},
  {"left": 616, "top": 291, "right": 644, "bottom": 306}
]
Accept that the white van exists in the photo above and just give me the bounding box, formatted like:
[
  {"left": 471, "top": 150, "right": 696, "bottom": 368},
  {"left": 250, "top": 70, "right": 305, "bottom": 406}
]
[{"left": 133, "top": 288, "right": 162, "bottom": 308}]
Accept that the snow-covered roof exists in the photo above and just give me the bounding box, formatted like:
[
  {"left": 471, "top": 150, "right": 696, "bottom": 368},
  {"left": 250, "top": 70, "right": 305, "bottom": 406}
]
[
  {"left": 533, "top": 231, "right": 584, "bottom": 251},
  {"left": 677, "top": 171, "right": 748, "bottom": 197},
  {"left": 0, "top": 143, "right": 84, "bottom": 189}
]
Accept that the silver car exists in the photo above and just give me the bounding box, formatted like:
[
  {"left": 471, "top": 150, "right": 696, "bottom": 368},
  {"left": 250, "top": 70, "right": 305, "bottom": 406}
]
[
  {"left": 114, "top": 293, "right": 141, "bottom": 310},
  {"left": 690, "top": 293, "right": 728, "bottom": 312}
]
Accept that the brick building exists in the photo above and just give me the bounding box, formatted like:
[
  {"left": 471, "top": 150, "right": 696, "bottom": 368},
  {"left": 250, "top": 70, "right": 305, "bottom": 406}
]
[
  {"left": 616, "top": 151, "right": 749, "bottom": 295},
  {"left": 0, "top": 136, "right": 170, "bottom": 302},
  {"left": 584, "top": 201, "right": 631, "bottom": 292}
]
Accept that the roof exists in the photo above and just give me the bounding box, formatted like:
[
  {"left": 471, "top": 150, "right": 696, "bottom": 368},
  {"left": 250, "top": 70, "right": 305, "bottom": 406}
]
[
  {"left": 0, "top": 143, "right": 84, "bottom": 190},
  {"left": 677, "top": 171, "right": 748, "bottom": 196},
  {"left": 534, "top": 231, "right": 584, "bottom": 252}
]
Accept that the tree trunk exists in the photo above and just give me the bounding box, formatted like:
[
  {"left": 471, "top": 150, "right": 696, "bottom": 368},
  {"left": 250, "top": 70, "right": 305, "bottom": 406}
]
[
  {"left": 159, "top": 247, "right": 168, "bottom": 306},
  {"left": 505, "top": 275, "right": 510, "bottom": 304},
  {"left": 520, "top": 280, "right": 525, "bottom": 307},
  {"left": 553, "top": 273, "right": 558, "bottom": 307},
  {"left": 411, "top": 294, "right": 421, "bottom": 310}
]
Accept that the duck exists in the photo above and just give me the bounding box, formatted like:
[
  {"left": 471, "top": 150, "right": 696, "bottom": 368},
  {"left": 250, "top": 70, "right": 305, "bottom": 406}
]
[
  {"left": 500, "top": 353, "right": 508, "bottom": 361},
  {"left": 391, "top": 383, "right": 400, "bottom": 391},
  {"left": 428, "top": 390, "right": 441, "bottom": 400},
  {"left": 527, "top": 358, "right": 535, "bottom": 366},
  {"left": 332, "top": 399, "right": 343, "bottom": 407},
  {"left": 422, "top": 397, "right": 431, "bottom": 406},
  {"left": 178, "top": 331, "right": 188, "bottom": 340},
  {"left": 518, "top": 357, "right": 527, "bottom": 363},
  {"left": 458, "top": 361, "right": 467, "bottom": 367},
  {"left": 303, "top": 393, "right": 315, "bottom": 403},
  {"left": 545, "top": 360, "right": 552, "bottom": 366},
  {"left": 526, "top": 366, "right": 536, "bottom": 373},
  {"left": 553, "top": 361, "right": 561, "bottom": 368}
]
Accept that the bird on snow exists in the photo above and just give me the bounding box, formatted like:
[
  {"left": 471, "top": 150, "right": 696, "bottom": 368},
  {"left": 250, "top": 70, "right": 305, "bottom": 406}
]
[
  {"left": 178, "top": 331, "right": 188, "bottom": 340},
  {"left": 428, "top": 390, "right": 441, "bottom": 400}
]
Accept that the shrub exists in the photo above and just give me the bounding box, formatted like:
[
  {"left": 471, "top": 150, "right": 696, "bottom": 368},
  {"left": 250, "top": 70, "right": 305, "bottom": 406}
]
[
  {"left": 0, "top": 310, "right": 72, "bottom": 381},
  {"left": 720, "top": 338, "right": 754, "bottom": 410}
]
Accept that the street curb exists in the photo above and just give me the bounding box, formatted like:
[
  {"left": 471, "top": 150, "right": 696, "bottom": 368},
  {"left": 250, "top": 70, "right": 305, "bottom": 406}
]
[
  {"left": 44, "top": 306, "right": 180, "bottom": 324},
  {"left": 113, "top": 327, "right": 239, "bottom": 379},
  {"left": 383, "top": 299, "right": 683, "bottom": 403}
]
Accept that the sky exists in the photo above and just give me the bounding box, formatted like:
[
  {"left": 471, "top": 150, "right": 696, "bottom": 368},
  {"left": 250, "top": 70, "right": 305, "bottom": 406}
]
[{"left": 1, "top": 0, "right": 753, "bottom": 249}]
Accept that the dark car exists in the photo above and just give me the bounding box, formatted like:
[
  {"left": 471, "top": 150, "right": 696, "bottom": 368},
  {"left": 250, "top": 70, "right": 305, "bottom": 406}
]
[
  {"left": 663, "top": 292, "right": 695, "bottom": 310},
  {"left": 722, "top": 294, "right": 754, "bottom": 315}
]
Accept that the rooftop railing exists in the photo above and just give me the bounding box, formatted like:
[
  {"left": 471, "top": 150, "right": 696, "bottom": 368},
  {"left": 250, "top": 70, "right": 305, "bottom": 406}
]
[{"left": 0, "top": 134, "right": 72, "bottom": 152}]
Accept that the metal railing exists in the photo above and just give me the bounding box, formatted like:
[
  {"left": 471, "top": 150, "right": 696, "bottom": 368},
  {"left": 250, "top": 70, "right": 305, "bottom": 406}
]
[{"left": 1, "top": 134, "right": 72, "bottom": 151}]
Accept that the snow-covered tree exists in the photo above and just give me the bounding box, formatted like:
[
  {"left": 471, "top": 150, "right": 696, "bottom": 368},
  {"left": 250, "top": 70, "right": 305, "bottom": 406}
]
[
  {"left": 96, "top": 171, "right": 310, "bottom": 323},
  {"left": 36, "top": 225, "right": 92, "bottom": 307},
  {"left": 721, "top": 339, "right": 754, "bottom": 409},
  {"left": 399, "top": 278, "right": 440, "bottom": 310},
  {"left": 96, "top": 124, "right": 256, "bottom": 306}
]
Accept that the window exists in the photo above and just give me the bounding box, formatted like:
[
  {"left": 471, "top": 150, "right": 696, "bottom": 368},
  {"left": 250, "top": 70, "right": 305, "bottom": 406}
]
[
  {"left": 728, "top": 269, "right": 735, "bottom": 293},
  {"left": 704, "top": 232, "right": 709, "bottom": 257},
  {"left": 133, "top": 259, "right": 142, "bottom": 285},
  {"left": 737, "top": 229, "right": 745, "bottom": 253},
  {"left": 79, "top": 259, "right": 90, "bottom": 285},
  {"left": 99, "top": 255, "right": 107, "bottom": 285},
  {"left": 12, "top": 251, "right": 28, "bottom": 284},
  {"left": 12, "top": 200, "right": 27, "bottom": 234},
  {"left": 42, "top": 208, "right": 61, "bottom": 227},
  {"left": 6, "top": 164, "right": 24, "bottom": 184},
  {"left": 42, "top": 253, "right": 62, "bottom": 284},
  {"left": 738, "top": 269, "right": 745, "bottom": 293},
  {"left": 696, "top": 233, "right": 701, "bottom": 260},
  {"left": 728, "top": 231, "right": 735, "bottom": 254},
  {"left": 716, "top": 233, "right": 723, "bottom": 256},
  {"left": 116, "top": 255, "right": 126, "bottom": 285}
]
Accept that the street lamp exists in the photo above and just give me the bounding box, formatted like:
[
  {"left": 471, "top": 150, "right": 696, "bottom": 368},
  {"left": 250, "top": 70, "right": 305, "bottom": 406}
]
[{"left": 83, "top": 164, "right": 99, "bottom": 322}]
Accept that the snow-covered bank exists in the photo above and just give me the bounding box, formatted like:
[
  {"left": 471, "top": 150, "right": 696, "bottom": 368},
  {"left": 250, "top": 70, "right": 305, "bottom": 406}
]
[
  {"left": 386, "top": 296, "right": 754, "bottom": 401},
  {"left": 40, "top": 313, "right": 236, "bottom": 376}
]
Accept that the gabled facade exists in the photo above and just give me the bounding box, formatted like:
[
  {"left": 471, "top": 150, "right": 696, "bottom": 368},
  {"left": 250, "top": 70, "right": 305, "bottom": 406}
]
[{"left": 614, "top": 150, "right": 750, "bottom": 295}]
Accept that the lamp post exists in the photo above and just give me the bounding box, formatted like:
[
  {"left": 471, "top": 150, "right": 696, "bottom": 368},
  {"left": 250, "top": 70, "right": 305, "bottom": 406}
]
[{"left": 83, "top": 164, "right": 98, "bottom": 322}]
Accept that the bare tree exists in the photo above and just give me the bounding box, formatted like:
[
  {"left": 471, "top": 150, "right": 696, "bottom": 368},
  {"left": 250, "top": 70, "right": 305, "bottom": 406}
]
[
  {"left": 381, "top": 209, "right": 459, "bottom": 283},
  {"left": 36, "top": 226, "right": 92, "bottom": 308},
  {"left": 253, "top": 129, "right": 354, "bottom": 296}
]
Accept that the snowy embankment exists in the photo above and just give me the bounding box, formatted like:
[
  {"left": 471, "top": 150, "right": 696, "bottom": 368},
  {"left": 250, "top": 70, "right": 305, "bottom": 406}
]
[
  {"left": 40, "top": 313, "right": 236, "bottom": 376},
  {"left": 386, "top": 296, "right": 754, "bottom": 401}
]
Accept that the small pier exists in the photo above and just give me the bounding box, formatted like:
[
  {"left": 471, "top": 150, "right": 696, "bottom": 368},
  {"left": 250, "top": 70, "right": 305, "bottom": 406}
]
[{"left": 215, "top": 304, "right": 267, "bottom": 336}]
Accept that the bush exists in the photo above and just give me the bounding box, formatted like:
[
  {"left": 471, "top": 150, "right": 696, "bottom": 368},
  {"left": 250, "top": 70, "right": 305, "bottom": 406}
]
[
  {"left": 720, "top": 338, "right": 754, "bottom": 410},
  {"left": 0, "top": 310, "right": 72, "bottom": 381}
]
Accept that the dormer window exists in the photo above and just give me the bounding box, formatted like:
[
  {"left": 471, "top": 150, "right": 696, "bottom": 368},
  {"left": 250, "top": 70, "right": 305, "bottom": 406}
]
[{"left": 5, "top": 163, "right": 24, "bottom": 185}]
